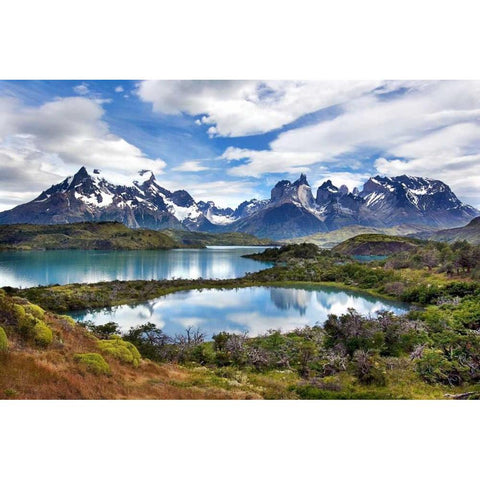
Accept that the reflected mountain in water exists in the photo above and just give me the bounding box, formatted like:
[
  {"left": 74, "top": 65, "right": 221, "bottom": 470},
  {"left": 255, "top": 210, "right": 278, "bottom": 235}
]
[
  {"left": 270, "top": 288, "right": 311, "bottom": 315},
  {"left": 0, "top": 247, "right": 271, "bottom": 288}
]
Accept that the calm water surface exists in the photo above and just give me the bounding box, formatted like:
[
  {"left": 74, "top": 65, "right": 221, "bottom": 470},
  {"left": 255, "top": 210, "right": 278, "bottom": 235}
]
[
  {"left": 0, "top": 247, "right": 272, "bottom": 288},
  {"left": 71, "top": 285, "right": 409, "bottom": 338}
]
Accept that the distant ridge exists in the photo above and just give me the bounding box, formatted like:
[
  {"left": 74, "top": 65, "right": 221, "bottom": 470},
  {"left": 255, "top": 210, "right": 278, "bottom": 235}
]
[
  {"left": 0, "top": 167, "right": 477, "bottom": 239},
  {"left": 425, "top": 216, "right": 480, "bottom": 245}
]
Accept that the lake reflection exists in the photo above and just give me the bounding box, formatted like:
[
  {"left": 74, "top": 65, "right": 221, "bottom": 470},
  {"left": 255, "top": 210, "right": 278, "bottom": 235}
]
[
  {"left": 71, "top": 286, "right": 408, "bottom": 338},
  {"left": 0, "top": 247, "right": 271, "bottom": 287}
]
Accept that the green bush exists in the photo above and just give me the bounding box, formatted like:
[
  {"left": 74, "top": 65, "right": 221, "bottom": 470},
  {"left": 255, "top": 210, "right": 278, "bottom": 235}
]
[
  {"left": 10, "top": 300, "right": 53, "bottom": 347},
  {"left": 24, "top": 304, "right": 45, "bottom": 320},
  {"left": 17, "top": 312, "right": 37, "bottom": 337},
  {"left": 74, "top": 353, "right": 111, "bottom": 375},
  {"left": 352, "top": 350, "right": 387, "bottom": 386},
  {"left": 0, "top": 326, "right": 8, "bottom": 353},
  {"left": 416, "top": 349, "right": 468, "bottom": 385},
  {"left": 97, "top": 338, "right": 141, "bottom": 367},
  {"left": 33, "top": 321, "right": 53, "bottom": 347},
  {"left": 189, "top": 343, "right": 216, "bottom": 365}
]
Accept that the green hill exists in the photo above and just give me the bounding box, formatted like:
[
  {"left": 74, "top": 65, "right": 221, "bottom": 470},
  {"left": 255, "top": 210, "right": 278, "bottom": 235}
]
[
  {"left": 0, "top": 222, "right": 275, "bottom": 251},
  {"left": 332, "top": 233, "right": 424, "bottom": 256},
  {"left": 0, "top": 222, "right": 180, "bottom": 250}
]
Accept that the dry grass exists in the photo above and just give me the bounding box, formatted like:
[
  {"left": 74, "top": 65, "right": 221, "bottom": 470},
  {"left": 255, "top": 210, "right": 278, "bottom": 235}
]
[{"left": 0, "top": 311, "right": 258, "bottom": 400}]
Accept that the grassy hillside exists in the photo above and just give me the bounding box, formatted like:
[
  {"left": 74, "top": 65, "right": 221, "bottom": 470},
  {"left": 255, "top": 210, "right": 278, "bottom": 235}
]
[
  {"left": 0, "top": 289, "right": 265, "bottom": 399},
  {"left": 0, "top": 222, "right": 181, "bottom": 250},
  {"left": 283, "top": 224, "right": 436, "bottom": 248},
  {"left": 332, "top": 234, "right": 424, "bottom": 256},
  {"left": 428, "top": 217, "right": 480, "bottom": 245},
  {"left": 2, "top": 287, "right": 476, "bottom": 400},
  {"left": 162, "top": 229, "right": 275, "bottom": 246}
]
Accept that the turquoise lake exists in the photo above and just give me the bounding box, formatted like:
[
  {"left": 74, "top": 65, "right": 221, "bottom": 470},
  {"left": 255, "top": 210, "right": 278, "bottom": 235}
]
[
  {"left": 0, "top": 247, "right": 272, "bottom": 288},
  {"left": 71, "top": 285, "right": 408, "bottom": 338}
]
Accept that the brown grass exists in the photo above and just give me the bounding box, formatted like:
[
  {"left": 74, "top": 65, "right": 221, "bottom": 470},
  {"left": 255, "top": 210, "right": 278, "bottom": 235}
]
[{"left": 0, "top": 311, "right": 260, "bottom": 400}]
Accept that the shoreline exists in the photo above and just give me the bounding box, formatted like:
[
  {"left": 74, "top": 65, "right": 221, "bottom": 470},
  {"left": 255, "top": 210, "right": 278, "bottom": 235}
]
[{"left": 10, "top": 275, "right": 408, "bottom": 314}]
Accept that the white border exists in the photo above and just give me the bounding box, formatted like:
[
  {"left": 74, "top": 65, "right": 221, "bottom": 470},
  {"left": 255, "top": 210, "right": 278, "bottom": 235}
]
[{"left": 2, "top": 1, "right": 480, "bottom": 478}]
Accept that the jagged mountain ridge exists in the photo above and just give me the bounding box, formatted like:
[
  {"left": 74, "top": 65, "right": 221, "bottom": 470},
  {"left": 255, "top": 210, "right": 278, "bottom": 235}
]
[
  {"left": 0, "top": 167, "right": 218, "bottom": 232},
  {"left": 0, "top": 167, "right": 478, "bottom": 239}
]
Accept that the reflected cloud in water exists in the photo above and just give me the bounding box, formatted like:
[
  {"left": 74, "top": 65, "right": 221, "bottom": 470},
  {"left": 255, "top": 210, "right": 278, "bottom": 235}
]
[{"left": 72, "top": 286, "right": 408, "bottom": 339}]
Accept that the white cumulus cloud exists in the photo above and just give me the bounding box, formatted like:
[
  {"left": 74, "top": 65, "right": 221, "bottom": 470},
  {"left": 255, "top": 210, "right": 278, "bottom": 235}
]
[
  {"left": 172, "top": 160, "right": 209, "bottom": 172},
  {"left": 0, "top": 95, "right": 166, "bottom": 209},
  {"left": 73, "top": 83, "right": 89, "bottom": 95},
  {"left": 218, "top": 81, "right": 480, "bottom": 206},
  {"left": 137, "top": 80, "right": 381, "bottom": 137}
]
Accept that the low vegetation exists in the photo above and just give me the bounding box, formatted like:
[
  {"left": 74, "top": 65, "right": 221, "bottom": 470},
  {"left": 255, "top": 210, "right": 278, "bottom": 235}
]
[
  {"left": 0, "top": 289, "right": 263, "bottom": 399},
  {"left": 4, "top": 236, "right": 480, "bottom": 399},
  {"left": 97, "top": 337, "right": 141, "bottom": 367},
  {"left": 0, "top": 326, "right": 8, "bottom": 353},
  {"left": 74, "top": 353, "right": 111, "bottom": 375}
]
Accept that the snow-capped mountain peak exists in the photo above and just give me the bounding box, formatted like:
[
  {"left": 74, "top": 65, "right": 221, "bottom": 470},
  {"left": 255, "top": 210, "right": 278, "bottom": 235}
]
[{"left": 0, "top": 168, "right": 478, "bottom": 239}]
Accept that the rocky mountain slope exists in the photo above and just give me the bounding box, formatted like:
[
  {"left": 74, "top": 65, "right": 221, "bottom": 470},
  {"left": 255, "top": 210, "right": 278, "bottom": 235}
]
[
  {"left": 0, "top": 167, "right": 477, "bottom": 240},
  {"left": 0, "top": 167, "right": 218, "bottom": 232},
  {"left": 425, "top": 216, "right": 480, "bottom": 245},
  {"left": 225, "top": 174, "right": 478, "bottom": 239}
]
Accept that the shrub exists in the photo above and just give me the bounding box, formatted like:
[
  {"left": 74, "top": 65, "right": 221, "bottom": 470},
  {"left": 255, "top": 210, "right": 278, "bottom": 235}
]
[
  {"left": 24, "top": 304, "right": 45, "bottom": 320},
  {"left": 416, "top": 349, "right": 468, "bottom": 386},
  {"left": 0, "top": 326, "right": 8, "bottom": 353},
  {"left": 78, "top": 321, "right": 121, "bottom": 339},
  {"left": 122, "top": 322, "right": 170, "bottom": 361},
  {"left": 0, "top": 294, "right": 20, "bottom": 326},
  {"left": 383, "top": 281, "right": 406, "bottom": 297},
  {"left": 352, "top": 350, "right": 387, "bottom": 386},
  {"left": 323, "top": 309, "right": 385, "bottom": 357},
  {"left": 14, "top": 308, "right": 53, "bottom": 347},
  {"left": 74, "top": 353, "right": 111, "bottom": 375},
  {"left": 33, "top": 321, "right": 53, "bottom": 347},
  {"left": 17, "top": 312, "right": 37, "bottom": 337},
  {"left": 189, "top": 343, "right": 216, "bottom": 365},
  {"left": 97, "top": 338, "right": 141, "bottom": 367},
  {"left": 13, "top": 304, "right": 26, "bottom": 323}
]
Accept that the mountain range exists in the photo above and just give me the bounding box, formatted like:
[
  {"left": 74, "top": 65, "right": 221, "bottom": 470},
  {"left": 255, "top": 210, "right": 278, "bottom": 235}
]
[{"left": 0, "top": 167, "right": 478, "bottom": 239}]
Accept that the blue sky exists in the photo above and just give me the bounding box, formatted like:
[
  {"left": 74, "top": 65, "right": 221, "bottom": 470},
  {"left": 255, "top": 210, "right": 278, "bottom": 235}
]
[{"left": 1, "top": 80, "right": 480, "bottom": 210}]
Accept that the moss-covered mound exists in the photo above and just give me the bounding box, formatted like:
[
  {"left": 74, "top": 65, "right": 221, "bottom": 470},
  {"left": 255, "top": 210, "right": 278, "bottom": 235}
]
[
  {"left": 74, "top": 353, "right": 111, "bottom": 375},
  {"left": 14, "top": 302, "right": 53, "bottom": 347},
  {"left": 0, "top": 326, "right": 8, "bottom": 353},
  {"left": 97, "top": 337, "right": 141, "bottom": 367},
  {"left": 32, "top": 321, "right": 53, "bottom": 347}
]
